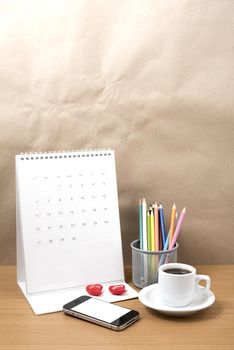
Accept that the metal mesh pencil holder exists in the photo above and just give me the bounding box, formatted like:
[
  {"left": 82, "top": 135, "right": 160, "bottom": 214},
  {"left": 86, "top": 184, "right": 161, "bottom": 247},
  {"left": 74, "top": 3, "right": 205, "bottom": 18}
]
[{"left": 130, "top": 240, "right": 178, "bottom": 289}]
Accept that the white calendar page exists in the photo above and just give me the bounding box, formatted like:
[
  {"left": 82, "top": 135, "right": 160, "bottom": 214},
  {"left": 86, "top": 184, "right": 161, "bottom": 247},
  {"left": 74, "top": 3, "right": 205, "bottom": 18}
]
[{"left": 16, "top": 150, "right": 125, "bottom": 295}]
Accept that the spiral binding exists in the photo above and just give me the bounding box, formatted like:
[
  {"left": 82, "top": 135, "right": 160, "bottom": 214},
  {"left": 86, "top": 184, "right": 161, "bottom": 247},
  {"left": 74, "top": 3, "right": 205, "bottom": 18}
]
[{"left": 19, "top": 149, "right": 113, "bottom": 161}]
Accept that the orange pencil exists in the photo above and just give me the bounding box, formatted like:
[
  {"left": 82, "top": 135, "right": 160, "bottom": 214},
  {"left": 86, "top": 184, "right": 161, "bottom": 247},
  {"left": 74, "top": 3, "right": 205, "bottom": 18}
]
[{"left": 169, "top": 203, "right": 176, "bottom": 246}]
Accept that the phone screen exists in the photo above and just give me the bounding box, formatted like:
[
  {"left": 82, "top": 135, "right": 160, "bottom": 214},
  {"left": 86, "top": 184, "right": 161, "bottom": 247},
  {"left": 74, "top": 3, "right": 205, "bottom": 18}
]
[{"left": 72, "top": 298, "right": 131, "bottom": 323}]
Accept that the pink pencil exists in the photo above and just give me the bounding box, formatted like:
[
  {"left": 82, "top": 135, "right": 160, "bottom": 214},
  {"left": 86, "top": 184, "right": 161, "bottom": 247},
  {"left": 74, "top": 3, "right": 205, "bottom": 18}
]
[{"left": 169, "top": 207, "right": 186, "bottom": 250}]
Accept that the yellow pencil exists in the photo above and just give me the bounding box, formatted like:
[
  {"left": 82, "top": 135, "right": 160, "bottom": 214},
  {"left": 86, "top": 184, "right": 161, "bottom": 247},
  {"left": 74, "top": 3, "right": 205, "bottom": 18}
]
[
  {"left": 147, "top": 211, "right": 151, "bottom": 251},
  {"left": 169, "top": 203, "right": 176, "bottom": 246},
  {"left": 150, "top": 208, "right": 155, "bottom": 250}
]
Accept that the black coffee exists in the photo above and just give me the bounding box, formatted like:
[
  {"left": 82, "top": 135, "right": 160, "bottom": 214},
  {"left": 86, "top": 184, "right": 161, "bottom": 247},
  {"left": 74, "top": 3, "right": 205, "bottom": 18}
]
[{"left": 164, "top": 268, "right": 191, "bottom": 275}]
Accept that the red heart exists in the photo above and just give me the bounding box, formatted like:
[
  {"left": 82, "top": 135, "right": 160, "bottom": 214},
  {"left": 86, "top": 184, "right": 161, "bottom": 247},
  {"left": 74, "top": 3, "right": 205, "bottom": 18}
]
[
  {"left": 109, "top": 284, "right": 126, "bottom": 295},
  {"left": 86, "top": 284, "right": 103, "bottom": 296}
]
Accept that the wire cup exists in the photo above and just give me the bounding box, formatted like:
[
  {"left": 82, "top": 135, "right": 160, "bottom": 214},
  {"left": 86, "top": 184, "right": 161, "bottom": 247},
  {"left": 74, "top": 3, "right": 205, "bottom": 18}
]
[{"left": 130, "top": 240, "right": 178, "bottom": 289}]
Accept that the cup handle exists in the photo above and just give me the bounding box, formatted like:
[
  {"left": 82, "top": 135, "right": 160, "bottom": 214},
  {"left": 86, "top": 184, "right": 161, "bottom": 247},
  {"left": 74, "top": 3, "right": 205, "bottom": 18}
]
[{"left": 195, "top": 274, "right": 211, "bottom": 293}]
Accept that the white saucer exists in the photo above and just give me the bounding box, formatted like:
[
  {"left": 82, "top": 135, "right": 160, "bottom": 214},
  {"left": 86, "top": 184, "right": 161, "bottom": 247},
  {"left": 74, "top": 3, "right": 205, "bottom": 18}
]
[{"left": 138, "top": 284, "right": 215, "bottom": 316}]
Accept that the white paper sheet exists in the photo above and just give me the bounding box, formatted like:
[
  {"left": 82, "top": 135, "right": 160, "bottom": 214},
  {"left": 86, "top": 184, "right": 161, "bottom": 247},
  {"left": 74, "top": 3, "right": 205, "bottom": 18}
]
[{"left": 18, "top": 281, "right": 138, "bottom": 315}]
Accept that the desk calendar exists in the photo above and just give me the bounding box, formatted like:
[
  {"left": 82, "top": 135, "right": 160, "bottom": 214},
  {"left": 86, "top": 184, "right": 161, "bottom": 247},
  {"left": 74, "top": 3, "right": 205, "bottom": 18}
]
[{"left": 16, "top": 150, "right": 138, "bottom": 314}]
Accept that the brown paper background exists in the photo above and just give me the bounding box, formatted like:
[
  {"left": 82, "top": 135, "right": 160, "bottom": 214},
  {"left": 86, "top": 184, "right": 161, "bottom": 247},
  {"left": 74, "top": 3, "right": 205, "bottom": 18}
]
[{"left": 0, "top": 1, "right": 233, "bottom": 265}]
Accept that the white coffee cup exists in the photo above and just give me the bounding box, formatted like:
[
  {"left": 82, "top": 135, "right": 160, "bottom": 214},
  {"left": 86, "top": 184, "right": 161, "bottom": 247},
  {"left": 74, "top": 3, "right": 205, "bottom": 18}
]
[{"left": 158, "top": 263, "right": 211, "bottom": 307}]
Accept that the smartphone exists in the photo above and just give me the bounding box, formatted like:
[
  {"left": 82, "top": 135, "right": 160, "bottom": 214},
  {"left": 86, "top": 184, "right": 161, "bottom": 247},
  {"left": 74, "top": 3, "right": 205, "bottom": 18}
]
[{"left": 63, "top": 295, "right": 139, "bottom": 331}]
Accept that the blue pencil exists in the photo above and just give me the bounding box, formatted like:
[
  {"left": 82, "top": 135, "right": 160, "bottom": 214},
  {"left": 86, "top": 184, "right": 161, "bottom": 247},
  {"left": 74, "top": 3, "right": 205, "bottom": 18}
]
[
  {"left": 163, "top": 230, "right": 170, "bottom": 251},
  {"left": 159, "top": 204, "right": 166, "bottom": 247},
  {"left": 157, "top": 230, "right": 171, "bottom": 273}
]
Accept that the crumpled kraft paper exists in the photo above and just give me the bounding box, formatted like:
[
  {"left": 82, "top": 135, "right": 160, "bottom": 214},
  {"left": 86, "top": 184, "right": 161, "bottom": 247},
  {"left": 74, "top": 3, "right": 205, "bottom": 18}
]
[{"left": 0, "top": 0, "right": 233, "bottom": 264}]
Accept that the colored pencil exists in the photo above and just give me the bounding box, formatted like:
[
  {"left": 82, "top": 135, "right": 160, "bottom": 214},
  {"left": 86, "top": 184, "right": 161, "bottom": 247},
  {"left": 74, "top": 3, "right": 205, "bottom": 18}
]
[
  {"left": 142, "top": 198, "right": 147, "bottom": 250},
  {"left": 159, "top": 225, "right": 162, "bottom": 250},
  {"left": 169, "top": 203, "right": 176, "bottom": 246},
  {"left": 163, "top": 230, "right": 170, "bottom": 251},
  {"left": 154, "top": 202, "right": 159, "bottom": 251},
  {"left": 169, "top": 207, "right": 186, "bottom": 249},
  {"left": 150, "top": 207, "right": 155, "bottom": 250},
  {"left": 138, "top": 199, "right": 143, "bottom": 249},
  {"left": 147, "top": 210, "right": 151, "bottom": 250},
  {"left": 159, "top": 204, "right": 166, "bottom": 247}
]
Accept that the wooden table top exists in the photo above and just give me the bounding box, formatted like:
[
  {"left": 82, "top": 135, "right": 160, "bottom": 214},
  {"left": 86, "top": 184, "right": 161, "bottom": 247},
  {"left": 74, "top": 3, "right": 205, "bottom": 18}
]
[{"left": 0, "top": 265, "right": 234, "bottom": 350}]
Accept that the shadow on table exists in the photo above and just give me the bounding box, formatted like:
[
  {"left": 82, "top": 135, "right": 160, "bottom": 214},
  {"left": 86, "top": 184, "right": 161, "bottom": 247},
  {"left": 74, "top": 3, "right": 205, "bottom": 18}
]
[{"left": 145, "top": 299, "right": 222, "bottom": 322}]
